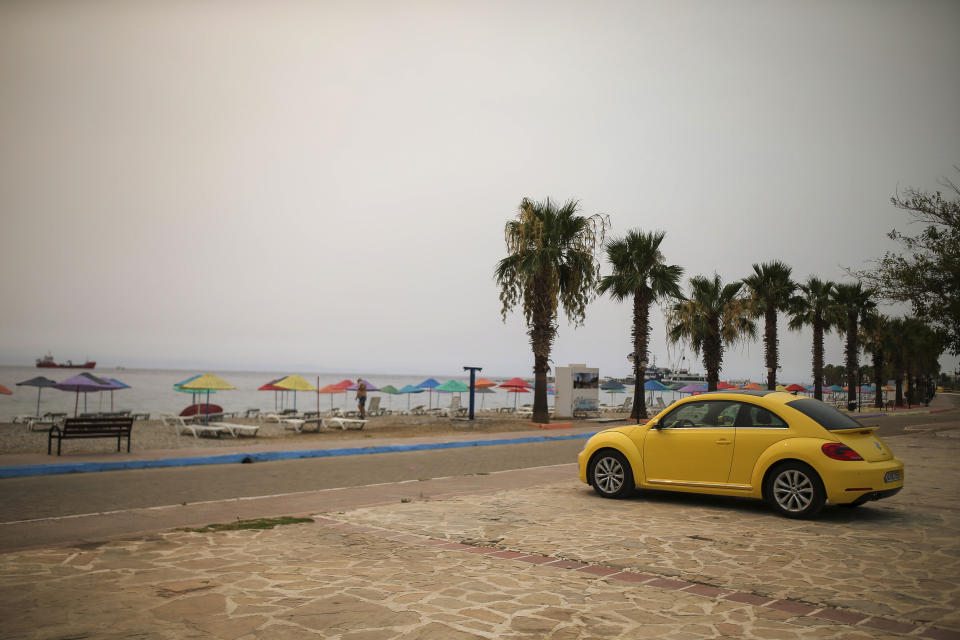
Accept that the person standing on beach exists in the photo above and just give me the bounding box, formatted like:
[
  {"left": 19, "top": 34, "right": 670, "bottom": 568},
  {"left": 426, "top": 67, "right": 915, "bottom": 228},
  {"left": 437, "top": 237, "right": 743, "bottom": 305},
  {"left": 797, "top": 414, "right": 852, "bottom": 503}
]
[{"left": 356, "top": 378, "right": 367, "bottom": 419}]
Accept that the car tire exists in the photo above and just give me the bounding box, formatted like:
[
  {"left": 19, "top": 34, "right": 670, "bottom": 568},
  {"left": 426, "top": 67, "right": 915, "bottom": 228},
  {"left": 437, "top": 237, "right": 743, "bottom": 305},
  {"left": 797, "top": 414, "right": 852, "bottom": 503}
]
[
  {"left": 589, "top": 450, "right": 635, "bottom": 499},
  {"left": 764, "top": 462, "right": 826, "bottom": 519}
]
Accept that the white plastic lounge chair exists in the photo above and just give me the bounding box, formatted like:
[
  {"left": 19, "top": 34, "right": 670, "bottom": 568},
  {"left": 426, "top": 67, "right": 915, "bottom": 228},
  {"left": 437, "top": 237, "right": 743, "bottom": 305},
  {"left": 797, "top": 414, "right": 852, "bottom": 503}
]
[
  {"left": 210, "top": 422, "right": 260, "bottom": 437},
  {"left": 367, "top": 396, "right": 383, "bottom": 416},
  {"left": 396, "top": 405, "right": 425, "bottom": 416},
  {"left": 435, "top": 396, "right": 462, "bottom": 418},
  {"left": 160, "top": 414, "right": 227, "bottom": 438},
  {"left": 654, "top": 397, "right": 666, "bottom": 411},
  {"left": 321, "top": 417, "right": 367, "bottom": 431}
]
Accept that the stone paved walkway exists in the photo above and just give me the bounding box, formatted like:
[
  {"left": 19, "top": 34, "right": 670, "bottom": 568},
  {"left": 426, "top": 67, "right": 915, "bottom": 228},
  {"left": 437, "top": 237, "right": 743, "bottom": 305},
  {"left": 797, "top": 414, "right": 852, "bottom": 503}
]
[{"left": 0, "top": 431, "right": 957, "bottom": 639}]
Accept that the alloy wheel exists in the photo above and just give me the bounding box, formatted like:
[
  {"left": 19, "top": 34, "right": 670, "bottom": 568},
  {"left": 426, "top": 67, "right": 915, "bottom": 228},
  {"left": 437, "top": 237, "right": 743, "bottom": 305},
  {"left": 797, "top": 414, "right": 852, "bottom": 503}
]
[
  {"left": 773, "top": 469, "right": 814, "bottom": 513},
  {"left": 594, "top": 456, "right": 625, "bottom": 494}
]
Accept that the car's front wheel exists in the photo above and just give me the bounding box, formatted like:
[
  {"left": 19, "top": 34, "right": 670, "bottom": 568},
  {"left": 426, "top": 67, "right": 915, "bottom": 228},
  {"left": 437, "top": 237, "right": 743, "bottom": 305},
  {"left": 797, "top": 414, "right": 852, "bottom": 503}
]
[
  {"left": 590, "top": 450, "right": 635, "bottom": 499},
  {"left": 765, "top": 462, "right": 826, "bottom": 518}
]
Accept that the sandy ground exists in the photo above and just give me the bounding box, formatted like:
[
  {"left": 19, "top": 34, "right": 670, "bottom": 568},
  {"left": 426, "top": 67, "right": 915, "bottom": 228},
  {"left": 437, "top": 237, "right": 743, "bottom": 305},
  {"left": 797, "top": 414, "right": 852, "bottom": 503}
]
[{"left": 0, "top": 411, "right": 630, "bottom": 455}]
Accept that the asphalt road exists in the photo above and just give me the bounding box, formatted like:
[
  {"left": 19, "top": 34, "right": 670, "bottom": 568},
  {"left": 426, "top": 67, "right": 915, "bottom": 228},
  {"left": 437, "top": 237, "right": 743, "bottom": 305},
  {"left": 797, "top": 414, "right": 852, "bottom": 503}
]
[
  {"left": 0, "top": 396, "right": 956, "bottom": 528},
  {"left": 0, "top": 439, "right": 588, "bottom": 522}
]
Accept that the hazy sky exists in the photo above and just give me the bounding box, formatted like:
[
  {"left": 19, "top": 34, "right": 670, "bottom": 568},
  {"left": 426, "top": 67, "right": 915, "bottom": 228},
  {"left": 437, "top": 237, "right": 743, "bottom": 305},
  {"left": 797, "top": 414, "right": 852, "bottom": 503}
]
[{"left": 1, "top": 0, "right": 958, "bottom": 382}]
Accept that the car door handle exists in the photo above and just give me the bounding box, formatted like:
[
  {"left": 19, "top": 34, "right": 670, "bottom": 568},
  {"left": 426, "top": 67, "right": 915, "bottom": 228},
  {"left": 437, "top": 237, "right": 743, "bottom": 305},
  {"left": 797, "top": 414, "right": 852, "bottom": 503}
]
[{"left": 716, "top": 438, "right": 732, "bottom": 445}]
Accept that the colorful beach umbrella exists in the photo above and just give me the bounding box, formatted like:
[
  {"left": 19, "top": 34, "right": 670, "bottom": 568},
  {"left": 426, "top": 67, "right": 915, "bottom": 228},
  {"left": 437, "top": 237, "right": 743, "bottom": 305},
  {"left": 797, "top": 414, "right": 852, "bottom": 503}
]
[
  {"left": 472, "top": 377, "right": 497, "bottom": 389},
  {"left": 379, "top": 384, "right": 401, "bottom": 409},
  {"left": 742, "top": 382, "right": 765, "bottom": 390},
  {"left": 179, "top": 374, "right": 235, "bottom": 424},
  {"left": 16, "top": 376, "right": 56, "bottom": 417},
  {"left": 436, "top": 379, "right": 470, "bottom": 404},
  {"left": 677, "top": 383, "right": 706, "bottom": 394},
  {"left": 259, "top": 378, "right": 286, "bottom": 411},
  {"left": 273, "top": 374, "right": 318, "bottom": 411},
  {"left": 316, "top": 383, "right": 344, "bottom": 410},
  {"left": 416, "top": 378, "right": 441, "bottom": 409},
  {"left": 100, "top": 376, "right": 130, "bottom": 411},
  {"left": 786, "top": 384, "right": 807, "bottom": 393},
  {"left": 399, "top": 384, "right": 425, "bottom": 410},
  {"left": 601, "top": 380, "right": 626, "bottom": 403},
  {"left": 499, "top": 378, "right": 532, "bottom": 409},
  {"left": 54, "top": 373, "right": 112, "bottom": 417},
  {"left": 0, "top": 384, "right": 11, "bottom": 395},
  {"left": 347, "top": 379, "right": 380, "bottom": 392},
  {"left": 716, "top": 381, "right": 736, "bottom": 390}
]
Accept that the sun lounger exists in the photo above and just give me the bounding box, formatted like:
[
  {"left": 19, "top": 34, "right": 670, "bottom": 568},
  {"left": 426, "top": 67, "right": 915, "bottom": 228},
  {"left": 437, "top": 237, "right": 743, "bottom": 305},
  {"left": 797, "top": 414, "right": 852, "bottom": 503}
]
[
  {"left": 160, "top": 414, "right": 227, "bottom": 438},
  {"left": 321, "top": 417, "right": 367, "bottom": 430},
  {"left": 210, "top": 422, "right": 260, "bottom": 437}
]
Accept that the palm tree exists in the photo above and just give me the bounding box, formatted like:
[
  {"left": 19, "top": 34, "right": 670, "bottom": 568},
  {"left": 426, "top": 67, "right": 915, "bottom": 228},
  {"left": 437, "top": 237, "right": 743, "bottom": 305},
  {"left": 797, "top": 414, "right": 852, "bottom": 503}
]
[
  {"left": 832, "top": 282, "right": 876, "bottom": 410},
  {"left": 743, "top": 261, "right": 796, "bottom": 390},
  {"left": 743, "top": 260, "right": 797, "bottom": 391},
  {"left": 885, "top": 316, "right": 909, "bottom": 407},
  {"left": 860, "top": 312, "right": 890, "bottom": 409},
  {"left": 788, "top": 277, "right": 836, "bottom": 401},
  {"left": 598, "top": 230, "right": 684, "bottom": 420},
  {"left": 667, "top": 274, "right": 755, "bottom": 391},
  {"left": 495, "top": 197, "right": 608, "bottom": 423}
]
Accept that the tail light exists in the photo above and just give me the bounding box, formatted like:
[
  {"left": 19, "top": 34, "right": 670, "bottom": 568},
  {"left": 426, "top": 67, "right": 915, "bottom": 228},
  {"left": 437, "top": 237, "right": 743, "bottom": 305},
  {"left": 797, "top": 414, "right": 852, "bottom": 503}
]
[{"left": 822, "top": 443, "right": 863, "bottom": 461}]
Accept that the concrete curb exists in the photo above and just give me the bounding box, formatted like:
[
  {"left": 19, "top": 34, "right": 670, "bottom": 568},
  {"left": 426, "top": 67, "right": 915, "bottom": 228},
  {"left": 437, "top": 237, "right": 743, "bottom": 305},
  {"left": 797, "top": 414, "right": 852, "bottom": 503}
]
[{"left": 0, "top": 431, "right": 599, "bottom": 479}]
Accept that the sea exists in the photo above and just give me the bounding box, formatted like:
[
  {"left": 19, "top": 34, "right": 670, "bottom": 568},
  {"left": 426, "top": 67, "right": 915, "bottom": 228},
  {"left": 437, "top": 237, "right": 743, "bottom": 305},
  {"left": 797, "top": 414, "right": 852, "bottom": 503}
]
[{"left": 0, "top": 365, "right": 577, "bottom": 419}]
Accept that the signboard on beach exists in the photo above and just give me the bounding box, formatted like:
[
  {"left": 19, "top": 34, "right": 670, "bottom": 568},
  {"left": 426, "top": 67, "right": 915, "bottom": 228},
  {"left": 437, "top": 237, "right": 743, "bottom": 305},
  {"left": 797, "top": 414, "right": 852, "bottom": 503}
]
[{"left": 554, "top": 364, "right": 599, "bottom": 418}]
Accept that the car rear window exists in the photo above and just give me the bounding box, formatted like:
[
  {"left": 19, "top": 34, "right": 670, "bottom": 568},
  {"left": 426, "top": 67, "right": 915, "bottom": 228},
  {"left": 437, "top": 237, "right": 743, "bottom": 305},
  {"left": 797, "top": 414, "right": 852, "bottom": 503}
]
[{"left": 785, "top": 398, "right": 866, "bottom": 430}]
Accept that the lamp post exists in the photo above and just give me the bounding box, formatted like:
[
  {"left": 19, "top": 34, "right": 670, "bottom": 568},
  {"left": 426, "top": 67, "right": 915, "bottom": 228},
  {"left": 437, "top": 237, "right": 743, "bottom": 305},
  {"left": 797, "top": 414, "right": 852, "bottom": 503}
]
[{"left": 463, "top": 366, "right": 482, "bottom": 420}]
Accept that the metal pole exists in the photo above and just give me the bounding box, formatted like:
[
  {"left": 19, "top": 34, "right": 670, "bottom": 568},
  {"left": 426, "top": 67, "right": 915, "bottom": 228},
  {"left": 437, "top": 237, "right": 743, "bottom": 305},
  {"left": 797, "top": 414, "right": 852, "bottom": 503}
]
[{"left": 464, "top": 366, "right": 482, "bottom": 420}]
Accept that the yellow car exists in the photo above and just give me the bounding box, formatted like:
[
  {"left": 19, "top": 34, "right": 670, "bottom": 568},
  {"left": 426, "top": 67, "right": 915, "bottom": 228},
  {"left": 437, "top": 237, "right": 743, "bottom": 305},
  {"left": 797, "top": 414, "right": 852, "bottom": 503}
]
[{"left": 577, "top": 390, "right": 904, "bottom": 518}]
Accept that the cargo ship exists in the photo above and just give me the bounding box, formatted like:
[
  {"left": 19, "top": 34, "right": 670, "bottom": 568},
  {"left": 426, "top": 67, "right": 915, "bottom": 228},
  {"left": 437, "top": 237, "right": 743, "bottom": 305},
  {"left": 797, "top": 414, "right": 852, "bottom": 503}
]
[{"left": 36, "top": 353, "right": 96, "bottom": 369}]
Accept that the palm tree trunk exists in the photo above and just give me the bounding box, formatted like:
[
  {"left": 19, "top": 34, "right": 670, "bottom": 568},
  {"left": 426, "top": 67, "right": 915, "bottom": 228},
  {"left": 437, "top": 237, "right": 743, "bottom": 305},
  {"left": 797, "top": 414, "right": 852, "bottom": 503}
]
[
  {"left": 703, "top": 317, "right": 722, "bottom": 392},
  {"left": 894, "top": 363, "right": 905, "bottom": 407},
  {"left": 872, "top": 350, "right": 884, "bottom": 409},
  {"left": 631, "top": 291, "right": 650, "bottom": 421},
  {"left": 529, "top": 274, "right": 554, "bottom": 424},
  {"left": 812, "top": 320, "right": 824, "bottom": 401},
  {"left": 845, "top": 314, "right": 858, "bottom": 410},
  {"left": 765, "top": 307, "right": 778, "bottom": 390}
]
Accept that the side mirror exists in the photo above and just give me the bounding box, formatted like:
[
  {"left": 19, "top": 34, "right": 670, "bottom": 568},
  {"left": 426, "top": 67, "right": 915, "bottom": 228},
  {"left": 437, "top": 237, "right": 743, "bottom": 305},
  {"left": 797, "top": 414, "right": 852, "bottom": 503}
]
[{"left": 648, "top": 420, "right": 660, "bottom": 429}]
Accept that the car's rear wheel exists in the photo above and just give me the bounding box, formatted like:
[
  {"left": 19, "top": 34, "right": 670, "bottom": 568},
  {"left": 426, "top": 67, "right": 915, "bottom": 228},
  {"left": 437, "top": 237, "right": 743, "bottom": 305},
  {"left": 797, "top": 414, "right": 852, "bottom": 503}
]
[
  {"left": 765, "top": 462, "right": 825, "bottom": 519},
  {"left": 590, "top": 450, "right": 635, "bottom": 499}
]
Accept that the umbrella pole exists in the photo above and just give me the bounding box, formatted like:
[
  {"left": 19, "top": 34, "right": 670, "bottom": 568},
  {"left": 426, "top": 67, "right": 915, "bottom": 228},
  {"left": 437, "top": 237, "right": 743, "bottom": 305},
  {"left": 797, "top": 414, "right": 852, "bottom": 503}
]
[
  {"left": 317, "top": 377, "right": 320, "bottom": 417},
  {"left": 36, "top": 388, "right": 41, "bottom": 417},
  {"left": 206, "top": 390, "right": 210, "bottom": 425},
  {"left": 74, "top": 390, "right": 79, "bottom": 417}
]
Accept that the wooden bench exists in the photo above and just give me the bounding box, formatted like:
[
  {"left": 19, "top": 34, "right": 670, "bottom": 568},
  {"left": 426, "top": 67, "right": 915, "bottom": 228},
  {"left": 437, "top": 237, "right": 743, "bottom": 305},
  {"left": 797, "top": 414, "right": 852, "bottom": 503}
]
[{"left": 48, "top": 417, "right": 133, "bottom": 456}]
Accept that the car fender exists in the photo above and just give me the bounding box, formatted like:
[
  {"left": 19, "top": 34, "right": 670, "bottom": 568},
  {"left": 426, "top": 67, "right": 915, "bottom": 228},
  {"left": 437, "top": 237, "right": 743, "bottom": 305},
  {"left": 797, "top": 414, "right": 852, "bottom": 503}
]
[
  {"left": 750, "top": 437, "right": 829, "bottom": 492},
  {"left": 582, "top": 430, "right": 645, "bottom": 485}
]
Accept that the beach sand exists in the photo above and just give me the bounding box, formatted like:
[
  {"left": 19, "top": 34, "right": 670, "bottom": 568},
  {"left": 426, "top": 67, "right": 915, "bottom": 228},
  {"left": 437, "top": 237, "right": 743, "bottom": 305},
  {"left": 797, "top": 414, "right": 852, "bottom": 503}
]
[{"left": 0, "top": 411, "right": 631, "bottom": 456}]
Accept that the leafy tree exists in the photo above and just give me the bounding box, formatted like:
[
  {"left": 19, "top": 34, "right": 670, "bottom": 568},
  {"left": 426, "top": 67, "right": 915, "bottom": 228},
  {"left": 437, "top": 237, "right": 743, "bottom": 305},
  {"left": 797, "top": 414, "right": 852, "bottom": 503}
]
[
  {"left": 860, "top": 312, "right": 891, "bottom": 409},
  {"left": 823, "top": 364, "right": 845, "bottom": 387},
  {"left": 854, "top": 170, "right": 960, "bottom": 355},
  {"left": 495, "top": 197, "right": 608, "bottom": 423},
  {"left": 788, "top": 277, "right": 836, "bottom": 401},
  {"left": 667, "top": 275, "right": 755, "bottom": 391},
  {"left": 832, "top": 282, "right": 876, "bottom": 410},
  {"left": 744, "top": 261, "right": 796, "bottom": 390},
  {"left": 598, "top": 230, "right": 684, "bottom": 420}
]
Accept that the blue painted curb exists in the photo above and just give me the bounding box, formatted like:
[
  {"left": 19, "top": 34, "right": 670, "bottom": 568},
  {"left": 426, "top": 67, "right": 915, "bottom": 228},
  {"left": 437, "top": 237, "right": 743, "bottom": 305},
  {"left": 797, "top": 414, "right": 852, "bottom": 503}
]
[{"left": 0, "top": 432, "right": 600, "bottom": 479}]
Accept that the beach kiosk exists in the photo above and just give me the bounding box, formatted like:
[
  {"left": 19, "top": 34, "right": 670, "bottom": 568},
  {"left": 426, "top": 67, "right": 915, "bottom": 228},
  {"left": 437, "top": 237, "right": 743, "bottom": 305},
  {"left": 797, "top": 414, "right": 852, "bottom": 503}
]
[{"left": 554, "top": 364, "right": 599, "bottom": 418}]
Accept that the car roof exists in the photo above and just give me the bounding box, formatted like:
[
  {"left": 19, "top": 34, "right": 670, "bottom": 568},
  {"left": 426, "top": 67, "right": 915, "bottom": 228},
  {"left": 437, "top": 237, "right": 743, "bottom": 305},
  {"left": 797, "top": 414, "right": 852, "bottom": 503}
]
[{"left": 691, "top": 390, "right": 800, "bottom": 406}]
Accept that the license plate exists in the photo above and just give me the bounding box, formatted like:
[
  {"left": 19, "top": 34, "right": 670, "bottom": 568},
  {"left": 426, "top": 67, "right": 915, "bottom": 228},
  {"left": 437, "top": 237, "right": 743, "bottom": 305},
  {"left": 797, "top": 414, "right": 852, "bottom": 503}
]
[{"left": 884, "top": 470, "right": 901, "bottom": 483}]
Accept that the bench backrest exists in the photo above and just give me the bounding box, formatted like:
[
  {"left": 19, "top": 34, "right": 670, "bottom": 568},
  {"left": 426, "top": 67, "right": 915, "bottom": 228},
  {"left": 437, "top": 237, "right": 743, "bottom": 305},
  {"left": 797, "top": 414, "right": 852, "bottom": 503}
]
[{"left": 62, "top": 417, "right": 133, "bottom": 434}]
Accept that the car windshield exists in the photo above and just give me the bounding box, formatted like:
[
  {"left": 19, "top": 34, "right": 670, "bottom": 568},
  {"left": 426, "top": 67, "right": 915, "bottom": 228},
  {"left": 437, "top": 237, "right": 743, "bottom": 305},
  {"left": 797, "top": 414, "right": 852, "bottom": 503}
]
[{"left": 786, "top": 398, "right": 866, "bottom": 430}]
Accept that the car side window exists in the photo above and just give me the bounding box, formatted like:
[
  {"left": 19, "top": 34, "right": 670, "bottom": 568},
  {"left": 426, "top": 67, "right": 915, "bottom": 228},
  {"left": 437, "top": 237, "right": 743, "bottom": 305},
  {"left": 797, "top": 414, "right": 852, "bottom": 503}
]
[
  {"left": 736, "top": 404, "right": 788, "bottom": 428},
  {"left": 659, "top": 401, "right": 739, "bottom": 428}
]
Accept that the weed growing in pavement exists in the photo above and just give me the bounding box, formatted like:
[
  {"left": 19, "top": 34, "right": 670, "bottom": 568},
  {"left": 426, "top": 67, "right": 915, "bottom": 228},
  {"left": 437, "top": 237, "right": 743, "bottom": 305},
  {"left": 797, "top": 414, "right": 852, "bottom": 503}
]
[{"left": 180, "top": 516, "right": 314, "bottom": 533}]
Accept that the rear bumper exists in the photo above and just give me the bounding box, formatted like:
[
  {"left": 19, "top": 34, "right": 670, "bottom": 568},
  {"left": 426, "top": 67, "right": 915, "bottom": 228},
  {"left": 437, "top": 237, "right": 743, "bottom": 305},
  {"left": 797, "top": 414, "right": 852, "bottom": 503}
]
[
  {"left": 823, "top": 457, "right": 904, "bottom": 504},
  {"left": 847, "top": 486, "right": 902, "bottom": 506}
]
